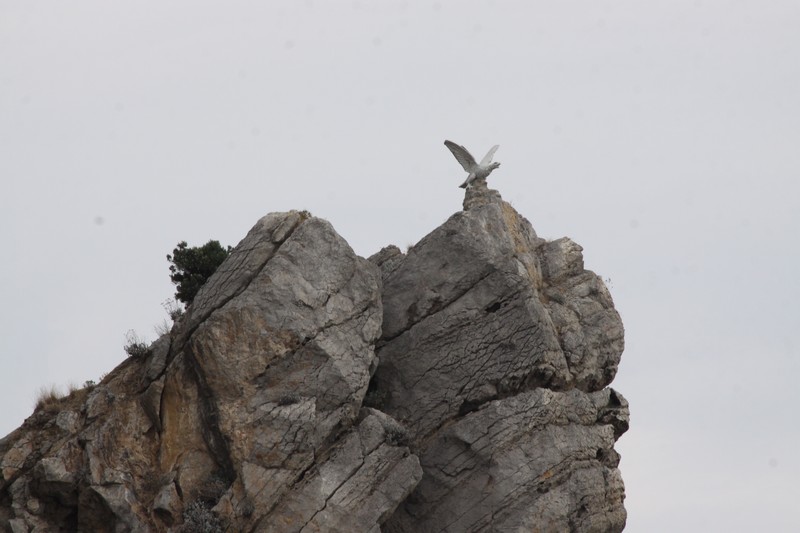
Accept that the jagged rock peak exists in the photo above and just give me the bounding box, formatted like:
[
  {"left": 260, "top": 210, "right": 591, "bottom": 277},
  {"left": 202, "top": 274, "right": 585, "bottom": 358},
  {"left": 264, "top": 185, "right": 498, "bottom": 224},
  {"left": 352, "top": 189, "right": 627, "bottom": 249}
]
[
  {"left": 2, "top": 198, "right": 627, "bottom": 533},
  {"left": 371, "top": 185, "right": 627, "bottom": 531},
  {"left": 1, "top": 211, "right": 421, "bottom": 532}
]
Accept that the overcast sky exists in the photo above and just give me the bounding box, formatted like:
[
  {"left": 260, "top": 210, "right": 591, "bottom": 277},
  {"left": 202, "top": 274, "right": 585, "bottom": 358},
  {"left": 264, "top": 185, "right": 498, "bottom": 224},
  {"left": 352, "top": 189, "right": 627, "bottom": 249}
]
[{"left": 2, "top": 1, "right": 799, "bottom": 531}]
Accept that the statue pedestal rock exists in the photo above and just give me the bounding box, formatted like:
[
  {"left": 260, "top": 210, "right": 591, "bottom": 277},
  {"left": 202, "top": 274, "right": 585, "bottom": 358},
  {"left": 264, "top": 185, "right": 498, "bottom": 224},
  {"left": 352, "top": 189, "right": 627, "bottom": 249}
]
[
  {"left": 462, "top": 178, "right": 502, "bottom": 210},
  {"left": 373, "top": 184, "right": 628, "bottom": 532}
]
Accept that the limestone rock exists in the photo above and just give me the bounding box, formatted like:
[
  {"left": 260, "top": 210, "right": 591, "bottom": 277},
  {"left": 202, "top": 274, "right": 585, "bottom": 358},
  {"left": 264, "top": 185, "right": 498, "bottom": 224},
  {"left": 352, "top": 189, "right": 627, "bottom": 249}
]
[
  {"left": 540, "top": 237, "right": 625, "bottom": 391},
  {"left": 261, "top": 410, "right": 422, "bottom": 533},
  {"left": 1, "top": 193, "right": 628, "bottom": 532},
  {"left": 384, "top": 388, "right": 628, "bottom": 533},
  {"left": 374, "top": 184, "right": 570, "bottom": 441},
  {"left": 152, "top": 481, "right": 182, "bottom": 526},
  {"left": 1, "top": 210, "right": 417, "bottom": 533},
  {"left": 160, "top": 213, "right": 391, "bottom": 530},
  {"left": 368, "top": 245, "right": 405, "bottom": 282},
  {"left": 143, "top": 333, "right": 170, "bottom": 383},
  {"left": 373, "top": 183, "right": 627, "bottom": 532}
]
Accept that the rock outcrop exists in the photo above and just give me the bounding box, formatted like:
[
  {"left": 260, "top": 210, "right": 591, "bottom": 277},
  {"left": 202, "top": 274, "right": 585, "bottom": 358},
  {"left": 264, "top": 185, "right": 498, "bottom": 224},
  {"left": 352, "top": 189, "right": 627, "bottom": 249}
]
[
  {"left": 1, "top": 184, "right": 628, "bottom": 532},
  {"left": 370, "top": 185, "right": 627, "bottom": 532}
]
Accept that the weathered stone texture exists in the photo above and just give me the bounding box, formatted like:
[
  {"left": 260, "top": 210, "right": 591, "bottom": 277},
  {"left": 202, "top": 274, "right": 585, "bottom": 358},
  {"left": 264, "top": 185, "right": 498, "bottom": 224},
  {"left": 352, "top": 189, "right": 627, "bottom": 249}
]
[
  {"left": 373, "top": 183, "right": 628, "bottom": 532},
  {"left": 1, "top": 211, "right": 416, "bottom": 533},
  {"left": 384, "top": 388, "right": 628, "bottom": 533},
  {"left": 1, "top": 191, "right": 628, "bottom": 532}
]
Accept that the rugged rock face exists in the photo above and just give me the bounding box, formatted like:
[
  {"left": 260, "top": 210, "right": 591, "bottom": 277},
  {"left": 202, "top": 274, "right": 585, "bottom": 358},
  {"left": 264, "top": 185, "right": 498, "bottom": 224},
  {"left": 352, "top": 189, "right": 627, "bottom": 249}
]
[
  {"left": 1, "top": 184, "right": 628, "bottom": 532},
  {"left": 372, "top": 185, "right": 627, "bottom": 532}
]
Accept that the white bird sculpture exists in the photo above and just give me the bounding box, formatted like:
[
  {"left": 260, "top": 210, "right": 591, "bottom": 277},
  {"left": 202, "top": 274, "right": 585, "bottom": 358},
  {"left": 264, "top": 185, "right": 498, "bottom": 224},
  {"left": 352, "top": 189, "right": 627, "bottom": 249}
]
[{"left": 444, "top": 140, "right": 501, "bottom": 188}]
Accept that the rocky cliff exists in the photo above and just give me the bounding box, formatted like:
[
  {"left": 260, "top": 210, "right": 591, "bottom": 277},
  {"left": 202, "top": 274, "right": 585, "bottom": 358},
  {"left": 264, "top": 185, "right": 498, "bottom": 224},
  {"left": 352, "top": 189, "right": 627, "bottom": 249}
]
[{"left": 0, "top": 184, "right": 628, "bottom": 532}]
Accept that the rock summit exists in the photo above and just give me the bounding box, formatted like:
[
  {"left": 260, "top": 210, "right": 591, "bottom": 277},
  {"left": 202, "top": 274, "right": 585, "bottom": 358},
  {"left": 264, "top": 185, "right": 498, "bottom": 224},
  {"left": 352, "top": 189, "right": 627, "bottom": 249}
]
[{"left": 1, "top": 183, "right": 628, "bottom": 532}]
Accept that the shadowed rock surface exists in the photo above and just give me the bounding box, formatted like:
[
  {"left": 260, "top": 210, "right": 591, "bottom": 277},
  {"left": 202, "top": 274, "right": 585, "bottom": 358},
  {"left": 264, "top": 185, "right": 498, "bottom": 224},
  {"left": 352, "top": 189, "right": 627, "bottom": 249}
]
[{"left": 1, "top": 185, "right": 628, "bottom": 532}]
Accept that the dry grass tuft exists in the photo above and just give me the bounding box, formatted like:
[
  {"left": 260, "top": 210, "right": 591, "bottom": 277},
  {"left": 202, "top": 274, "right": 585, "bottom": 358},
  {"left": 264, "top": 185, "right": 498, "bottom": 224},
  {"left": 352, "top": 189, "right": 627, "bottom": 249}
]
[
  {"left": 154, "top": 319, "right": 172, "bottom": 337},
  {"left": 34, "top": 384, "right": 64, "bottom": 413},
  {"left": 124, "top": 329, "right": 151, "bottom": 358},
  {"left": 33, "top": 380, "right": 97, "bottom": 416}
]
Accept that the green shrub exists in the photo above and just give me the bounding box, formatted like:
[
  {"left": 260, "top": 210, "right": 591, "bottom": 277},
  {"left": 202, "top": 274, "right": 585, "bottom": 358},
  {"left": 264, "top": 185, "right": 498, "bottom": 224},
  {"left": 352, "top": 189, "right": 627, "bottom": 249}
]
[{"left": 167, "top": 240, "right": 232, "bottom": 305}]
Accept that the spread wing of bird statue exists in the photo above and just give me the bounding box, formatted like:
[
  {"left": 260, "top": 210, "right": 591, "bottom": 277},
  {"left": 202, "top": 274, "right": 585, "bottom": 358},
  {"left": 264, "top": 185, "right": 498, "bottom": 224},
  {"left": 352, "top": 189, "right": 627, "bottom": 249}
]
[{"left": 444, "top": 140, "right": 501, "bottom": 188}]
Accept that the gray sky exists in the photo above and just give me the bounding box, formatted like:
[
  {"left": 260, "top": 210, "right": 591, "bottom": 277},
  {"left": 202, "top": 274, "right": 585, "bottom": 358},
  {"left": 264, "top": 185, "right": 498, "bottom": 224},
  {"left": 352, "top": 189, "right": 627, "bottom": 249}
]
[{"left": 2, "top": 1, "right": 798, "bottom": 530}]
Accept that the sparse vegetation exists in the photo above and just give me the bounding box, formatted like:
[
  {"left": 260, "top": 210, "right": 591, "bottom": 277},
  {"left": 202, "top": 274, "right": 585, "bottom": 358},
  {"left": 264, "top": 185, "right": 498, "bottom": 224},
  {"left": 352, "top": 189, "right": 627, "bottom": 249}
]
[
  {"left": 33, "top": 379, "right": 97, "bottom": 416},
  {"left": 154, "top": 319, "right": 172, "bottom": 337},
  {"left": 178, "top": 472, "right": 229, "bottom": 532},
  {"left": 162, "top": 298, "right": 184, "bottom": 321},
  {"left": 179, "top": 500, "right": 222, "bottom": 533},
  {"left": 167, "top": 240, "right": 232, "bottom": 306},
  {"left": 154, "top": 298, "right": 184, "bottom": 337},
  {"left": 124, "top": 329, "right": 151, "bottom": 358},
  {"left": 34, "top": 384, "right": 63, "bottom": 413}
]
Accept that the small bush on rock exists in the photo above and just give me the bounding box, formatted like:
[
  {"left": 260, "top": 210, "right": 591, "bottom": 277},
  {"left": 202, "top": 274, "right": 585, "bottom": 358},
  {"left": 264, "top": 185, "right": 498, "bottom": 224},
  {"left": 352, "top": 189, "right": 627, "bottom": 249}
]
[
  {"left": 162, "top": 298, "right": 184, "bottom": 321},
  {"left": 124, "top": 330, "right": 150, "bottom": 358},
  {"left": 180, "top": 500, "right": 222, "bottom": 533},
  {"left": 167, "top": 240, "right": 231, "bottom": 306},
  {"left": 154, "top": 319, "right": 172, "bottom": 337}
]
